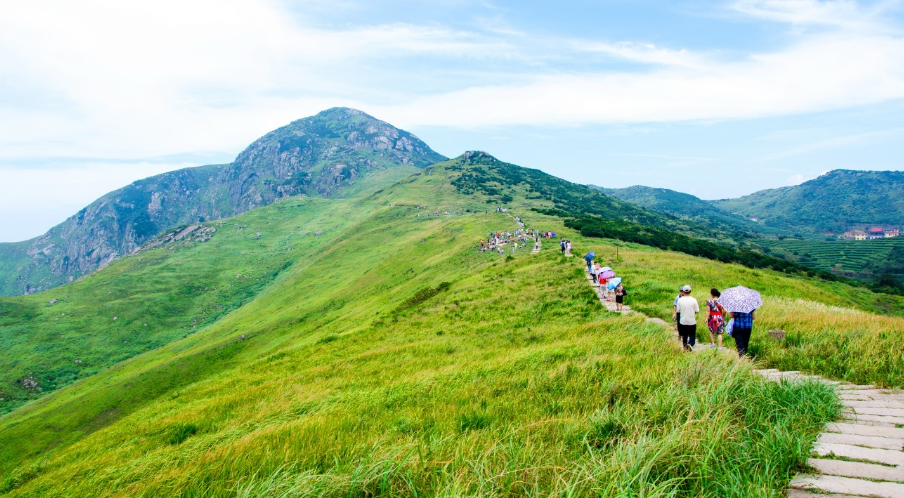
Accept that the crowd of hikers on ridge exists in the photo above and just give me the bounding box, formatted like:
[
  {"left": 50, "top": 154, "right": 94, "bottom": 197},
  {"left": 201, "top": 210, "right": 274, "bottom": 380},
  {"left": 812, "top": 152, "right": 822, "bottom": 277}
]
[
  {"left": 478, "top": 217, "right": 557, "bottom": 254},
  {"left": 471, "top": 211, "right": 761, "bottom": 357}
]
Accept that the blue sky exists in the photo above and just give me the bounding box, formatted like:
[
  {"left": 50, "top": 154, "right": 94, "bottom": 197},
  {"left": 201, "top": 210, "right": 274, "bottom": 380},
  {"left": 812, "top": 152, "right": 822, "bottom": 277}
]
[{"left": 2, "top": 0, "right": 904, "bottom": 241}]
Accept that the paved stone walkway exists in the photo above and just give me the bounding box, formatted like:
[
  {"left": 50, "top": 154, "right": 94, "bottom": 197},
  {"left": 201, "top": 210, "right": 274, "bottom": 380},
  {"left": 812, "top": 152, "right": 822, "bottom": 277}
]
[
  {"left": 579, "top": 266, "right": 904, "bottom": 497},
  {"left": 584, "top": 270, "right": 632, "bottom": 314}
]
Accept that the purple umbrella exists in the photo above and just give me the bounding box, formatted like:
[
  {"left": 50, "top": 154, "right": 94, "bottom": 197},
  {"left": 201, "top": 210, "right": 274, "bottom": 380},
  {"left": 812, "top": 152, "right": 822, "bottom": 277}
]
[
  {"left": 600, "top": 270, "right": 616, "bottom": 279},
  {"left": 718, "top": 286, "right": 762, "bottom": 313}
]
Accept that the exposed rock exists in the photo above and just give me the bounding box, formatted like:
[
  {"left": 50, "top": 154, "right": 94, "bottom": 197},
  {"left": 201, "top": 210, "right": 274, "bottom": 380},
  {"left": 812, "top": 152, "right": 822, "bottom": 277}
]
[{"left": 0, "top": 108, "right": 446, "bottom": 295}]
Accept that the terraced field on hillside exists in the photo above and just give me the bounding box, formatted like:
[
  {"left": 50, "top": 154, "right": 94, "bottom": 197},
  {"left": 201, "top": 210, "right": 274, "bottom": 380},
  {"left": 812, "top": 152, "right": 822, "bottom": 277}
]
[{"left": 764, "top": 237, "right": 904, "bottom": 279}]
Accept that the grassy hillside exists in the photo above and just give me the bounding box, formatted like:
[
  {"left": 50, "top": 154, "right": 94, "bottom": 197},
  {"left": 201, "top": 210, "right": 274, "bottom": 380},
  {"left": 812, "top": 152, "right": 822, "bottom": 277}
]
[
  {"left": 713, "top": 169, "right": 904, "bottom": 234},
  {"left": 6, "top": 154, "right": 902, "bottom": 496},
  {"left": 568, "top": 235, "right": 904, "bottom": 388},
  {"left": 0, "top": 164, "right": 837, "bottom": 497},
  {"left": 0, "top": 196, "right": 382, "bottom": 415}
]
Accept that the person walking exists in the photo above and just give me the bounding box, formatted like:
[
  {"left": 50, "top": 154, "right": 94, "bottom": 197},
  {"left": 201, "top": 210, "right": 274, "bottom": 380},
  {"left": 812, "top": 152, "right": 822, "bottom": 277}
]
[
  {"left": 614, "top": 283, "right": 627, "bottom": 311},
  {"left": 705, "top": 288, "right": 727, "bottom": 349},
  {"left": 673, "top": 285, "right": 699, "bottom": 351},
  {"left": 729, "top": 309, "right": 755, "bottom": 357}
]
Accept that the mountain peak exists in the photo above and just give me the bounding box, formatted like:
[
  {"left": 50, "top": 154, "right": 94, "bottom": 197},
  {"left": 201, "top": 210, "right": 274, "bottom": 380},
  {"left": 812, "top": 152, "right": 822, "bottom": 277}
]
[
  {"left": 457, "top": 150, "right": 501, "bottom": 164},
  {"left": 0, "top": 109, "right": 446, "bottom": 295},
  {"left": 315, "top": 106, "right": 369, "bottom": 118}
]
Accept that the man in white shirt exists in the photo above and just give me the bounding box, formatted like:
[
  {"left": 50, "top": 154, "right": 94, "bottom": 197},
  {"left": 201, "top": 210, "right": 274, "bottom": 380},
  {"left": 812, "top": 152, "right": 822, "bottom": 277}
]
[{"left": 673, "top": 285, "right": 699, "bottom": 351}]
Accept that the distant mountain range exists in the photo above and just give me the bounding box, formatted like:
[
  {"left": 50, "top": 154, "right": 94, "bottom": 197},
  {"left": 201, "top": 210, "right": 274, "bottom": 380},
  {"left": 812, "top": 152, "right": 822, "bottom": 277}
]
[
  {"left": 603, "top": 170, "right": 904, "bottom": 236},
  {"left": 0, "top": 108, "right": 446, "bottom": 295},
  {"left": 712, "top": 170, "right": 904, "bottom": 234},
  {"left": 591, "top": 185, "right": 767, "bottom": 237},
  {"left": 3, "top": 108, "right": 903, "bottom": 297}
]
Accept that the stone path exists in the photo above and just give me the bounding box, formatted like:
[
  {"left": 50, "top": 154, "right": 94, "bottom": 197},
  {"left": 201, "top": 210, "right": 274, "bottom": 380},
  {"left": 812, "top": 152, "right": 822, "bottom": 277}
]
[
  {"left": 781, "top": 375, "right": 904, "bottom": 498},
  {"left": 584, "top": 270, "right": 632, "bottom": 314},
  {"left": 579, "top": 266, "right": 904, "bottom": 497}
]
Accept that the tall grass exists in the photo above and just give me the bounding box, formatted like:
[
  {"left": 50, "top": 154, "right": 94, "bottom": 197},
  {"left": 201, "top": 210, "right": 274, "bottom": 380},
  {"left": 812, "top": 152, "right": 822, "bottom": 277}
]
[
  {"left": 574, "top": 236, "right": 904, "bottom": 388},
  {"left": 0, "top": 164, "right": 843, "bottom": 496}
]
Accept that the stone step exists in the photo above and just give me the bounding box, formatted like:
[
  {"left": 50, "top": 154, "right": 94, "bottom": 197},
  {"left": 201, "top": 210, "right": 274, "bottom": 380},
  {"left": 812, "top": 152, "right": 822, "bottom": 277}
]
[
  {"left": 763, "top": 370, "right": 802, "bottom": 378},
  {"left": 839, "top": 389, "right": 898, "bottom": 397},
  {"left": 847, "top": 407, "right": 904, "bottom": 417},
  {"left": 843, "top": 413, "right": 904, "bottom": 426},
  {"left": 788, "top": 490, "right": 868, "bottom": 498},
  {"left": 790, "top": 474, "right": 904, "bottom": 498},
  {"left": 814, "top": 442, "right": 904, "bottom": 466},
  {"left": 807, "top": 458, "right": 904, "bottom": 483},
  {"left": 817, "top": 432, "right": 904, "bottom": 451},
  {"left": 826, "top": 423, "right": 904, "bottom": 439},
  {"left": 837, "top": 384, "right": 879, "bottom": 390},
  {"left": 841, "top": 394, "right": 904, "bottom": 402},
  {"left": 844, "top": 400, "right": 904, "bottom": 410}
]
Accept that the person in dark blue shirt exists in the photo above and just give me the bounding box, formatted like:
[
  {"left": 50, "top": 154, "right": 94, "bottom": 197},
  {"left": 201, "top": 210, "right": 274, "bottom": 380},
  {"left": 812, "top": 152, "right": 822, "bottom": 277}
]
[{"left": 729, "top": 310, "right": 755, "bottom": 357}]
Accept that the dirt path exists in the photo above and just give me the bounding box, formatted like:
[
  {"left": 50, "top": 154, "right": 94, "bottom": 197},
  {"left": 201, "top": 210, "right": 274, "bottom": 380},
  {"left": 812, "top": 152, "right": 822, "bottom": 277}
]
[{"left": 579, "top": 265, "right": 904, "bottom": 497}]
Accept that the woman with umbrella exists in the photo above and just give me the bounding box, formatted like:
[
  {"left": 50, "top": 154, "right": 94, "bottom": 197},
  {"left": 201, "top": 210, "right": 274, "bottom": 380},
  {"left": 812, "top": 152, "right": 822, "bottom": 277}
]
[
  {"left": 600, "top": 270, "right": 616, "bottom": 300},
  {"left": 718, "top": 286, "right": 762, "bottom": 357},
  {"left": 613, "top": 280, "right": 627, "bottom": 311}
]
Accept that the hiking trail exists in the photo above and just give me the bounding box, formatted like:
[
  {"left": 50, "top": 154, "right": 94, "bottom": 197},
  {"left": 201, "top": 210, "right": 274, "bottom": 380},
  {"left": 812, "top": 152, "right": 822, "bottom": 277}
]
[{"left": 578, "top": 262, "right": 904, "bottom": 497}]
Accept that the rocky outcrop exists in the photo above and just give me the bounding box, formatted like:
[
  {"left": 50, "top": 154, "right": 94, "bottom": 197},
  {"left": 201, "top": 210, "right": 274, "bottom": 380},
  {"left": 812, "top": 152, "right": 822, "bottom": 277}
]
[{"left": 0, "top": 108, "right": 446, "bottom": 295}]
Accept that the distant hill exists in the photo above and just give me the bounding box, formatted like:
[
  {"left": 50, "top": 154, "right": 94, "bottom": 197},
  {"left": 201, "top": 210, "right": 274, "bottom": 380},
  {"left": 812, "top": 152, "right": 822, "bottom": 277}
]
[
  {"left": 451, "top": 151, "right": 737, "bottom": 242},
  {"left": 0, "top": 108, "right": 445, "bottom": 295},
  {"left": 594, "top": 185, "right": 768, "bottom": 237},
  {"left": 712, "top": 170, "right": 904, "bottom": 234}
]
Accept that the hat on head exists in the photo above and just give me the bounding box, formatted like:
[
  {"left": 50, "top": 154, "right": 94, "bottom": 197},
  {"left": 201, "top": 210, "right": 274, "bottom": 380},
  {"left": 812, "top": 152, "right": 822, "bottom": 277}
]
[{"left": 680, "top": 284, "right": 692, "bottom": 293}]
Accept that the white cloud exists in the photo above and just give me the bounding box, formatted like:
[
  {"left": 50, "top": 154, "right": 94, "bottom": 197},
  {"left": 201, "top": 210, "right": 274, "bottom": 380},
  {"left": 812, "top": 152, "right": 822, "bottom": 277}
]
[
  {"left": 786, "top": 173, "right": 806, "bottom": 184},
  {"left": 0, "top": 0, "right": 515, "bottom": 161},
  {"left": 377, "top": 32, "right": 904, "bottom": 127},
  {"left": 2, "top": 0, "right": 904, "bottom": 240},
  {"left": 731, "top": 0, "right": 897, "bottom": 30},
  {"left": 573, "top": 41, "right": 709, "bottom": 69},
  {"left": 754, "top": 126, "right": 904, "bottom": 160},
  {"left": 0, "top": 161, "right": 198, "bottom": 241}
]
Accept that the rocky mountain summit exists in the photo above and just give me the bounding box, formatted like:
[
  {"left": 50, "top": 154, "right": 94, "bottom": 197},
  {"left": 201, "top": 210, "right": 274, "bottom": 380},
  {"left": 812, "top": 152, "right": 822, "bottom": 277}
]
[{"left": 0, "top": 108, "right": 446, "bottom": 295}]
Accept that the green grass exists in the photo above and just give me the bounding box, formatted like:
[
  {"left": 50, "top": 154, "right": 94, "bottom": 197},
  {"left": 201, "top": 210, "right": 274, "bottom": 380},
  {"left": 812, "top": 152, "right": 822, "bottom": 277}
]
[
  {"left": 0, "top": 156, "right": 879, "bottom": 496},
  {"left": 0, "top": 196, "right": 380, "bottom": 414},
  {"left": 571, "top": 232, "right": 904, "bottom": 388}
]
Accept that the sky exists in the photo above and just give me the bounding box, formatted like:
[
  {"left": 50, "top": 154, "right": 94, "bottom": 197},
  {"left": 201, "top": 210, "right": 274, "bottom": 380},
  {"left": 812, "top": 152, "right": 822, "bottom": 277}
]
[{"left": 2, "top": 0, "right": 904, "bottom": 241}]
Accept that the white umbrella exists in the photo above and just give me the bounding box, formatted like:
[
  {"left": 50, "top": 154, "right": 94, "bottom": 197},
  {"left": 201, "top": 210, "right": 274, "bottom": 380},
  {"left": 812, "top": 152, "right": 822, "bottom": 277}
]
[{"left": 719, "top": 286, "right": 762, "bottom": 313}]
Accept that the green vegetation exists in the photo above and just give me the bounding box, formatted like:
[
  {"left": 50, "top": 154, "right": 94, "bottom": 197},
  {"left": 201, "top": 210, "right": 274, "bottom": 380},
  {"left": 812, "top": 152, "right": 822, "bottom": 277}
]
[
  {"left": 564, "top": 216, "right": 842, "bottom": 282},
  {"left": 4, "top": 153, "right": 901, "bottom": 496},
  {"left": 713, "top": 169, "right": 904, "bottom": 235},
  {"left": 0, "top": 197, "right": 377, "bottom": 414},
  {"left": 573, "top": 236, "right": 904, "bottom": 388},
  {"left": 763, "top": 236, "right": 904, "bottom": 284},
  {"left": 597, "top": 185, "right": 774, "bottom": 238},
  {"left": 449, "top": 152, "right": 722, "bottom": 241}
]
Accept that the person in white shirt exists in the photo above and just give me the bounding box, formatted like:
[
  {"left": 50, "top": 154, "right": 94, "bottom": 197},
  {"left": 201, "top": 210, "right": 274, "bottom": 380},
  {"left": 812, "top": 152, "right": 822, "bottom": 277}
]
[{"left": 673, "top": 285, "right": 700, "bottom": 351}]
